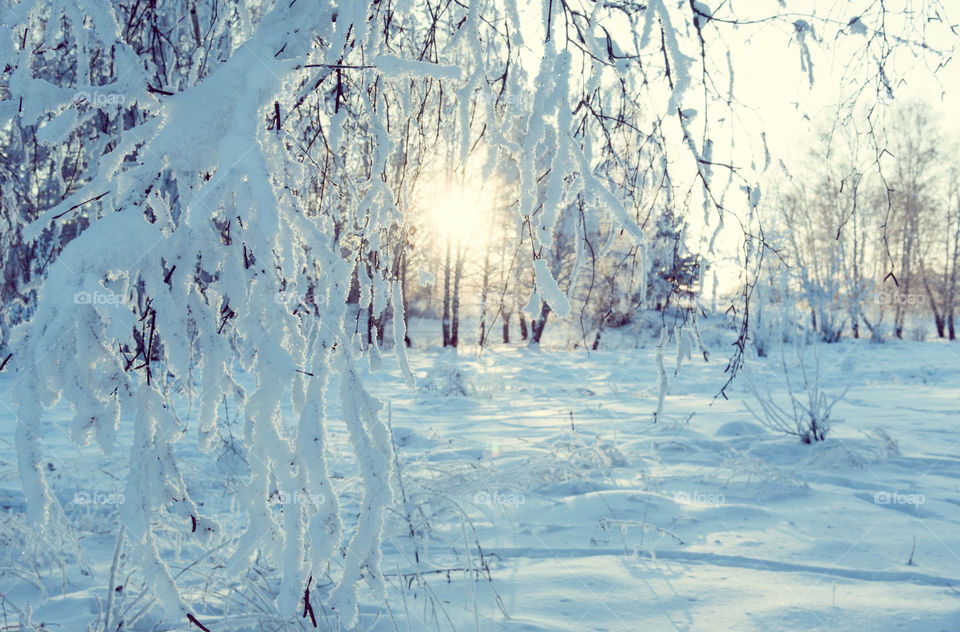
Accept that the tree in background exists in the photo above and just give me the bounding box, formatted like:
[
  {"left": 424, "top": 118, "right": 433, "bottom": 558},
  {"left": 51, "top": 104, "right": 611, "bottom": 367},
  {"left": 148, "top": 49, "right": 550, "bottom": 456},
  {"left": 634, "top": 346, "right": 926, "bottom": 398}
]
[
  {"left": 646, "top": 206, "right": 700, "bottom": 312},
  {"left": 879, "top": 104, "right": 944, "bottom": 338},
  {"left": 761, "top": 102, "right": 960, "bottom": 344}
]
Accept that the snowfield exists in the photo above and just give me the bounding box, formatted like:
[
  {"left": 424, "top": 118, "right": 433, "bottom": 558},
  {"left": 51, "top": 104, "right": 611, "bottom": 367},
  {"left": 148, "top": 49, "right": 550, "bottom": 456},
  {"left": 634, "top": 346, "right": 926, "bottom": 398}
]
[
  {"left": 2, "top": 324, "right": 959, "bottom": 631},
  {"left": 4, "top": 0, "right": 957, "bottom": 630}
]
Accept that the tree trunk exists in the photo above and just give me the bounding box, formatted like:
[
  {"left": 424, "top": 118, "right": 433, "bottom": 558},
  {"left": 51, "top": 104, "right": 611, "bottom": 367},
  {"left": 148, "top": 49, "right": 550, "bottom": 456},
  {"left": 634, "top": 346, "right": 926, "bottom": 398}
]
[
  {"left": 530, "top": 302, "right": 551, "bottom": 344},
  {"left": 923, "top": 278, "right": 945, "bottom": 338},
  {"left": 502, "top": 312, "right": 510, "bottom": 343},
  {"left": 442, "top": 239, "right": 451, "bottom": 346},
  {"left": 450, "top": 244, "right": 464, "bottom": 347},
  {"left": 478, "top": 213, "right": 493, "bottom": 347},
  {"left": 400, "top": 252, "right": 411, "bottom": 347},
  {"left": 946, "top": 216, "right": 959, "bottom": 341},
  {"left": 366, "top": 275, "right": 375, "bottom": 346},
  {"left": 366, "top": 284, "right": 386, "bottom": 346},
  {"left": 948, "top": 203, "right": 960, "bottom": 341},
  {"left": 519, "top": 313, "right": 528, "bottom": 340}
]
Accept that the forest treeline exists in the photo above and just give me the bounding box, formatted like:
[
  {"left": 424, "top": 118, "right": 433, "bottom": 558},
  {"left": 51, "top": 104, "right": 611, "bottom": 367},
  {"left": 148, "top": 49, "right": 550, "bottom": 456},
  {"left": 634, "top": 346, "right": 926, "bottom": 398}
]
[
  {"left": 752, "top": 103, "right": 960, "bottom": 351},
  {"left": 4, "top": 100, "right": 958, "bottom": 356}
]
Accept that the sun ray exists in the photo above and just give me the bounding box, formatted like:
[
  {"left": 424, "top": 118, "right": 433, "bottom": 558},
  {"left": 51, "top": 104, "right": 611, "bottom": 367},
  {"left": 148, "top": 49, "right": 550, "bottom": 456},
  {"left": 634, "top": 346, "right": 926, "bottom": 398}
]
[{"left": 424, "top": 179, "right": 498, "bottom": 250}]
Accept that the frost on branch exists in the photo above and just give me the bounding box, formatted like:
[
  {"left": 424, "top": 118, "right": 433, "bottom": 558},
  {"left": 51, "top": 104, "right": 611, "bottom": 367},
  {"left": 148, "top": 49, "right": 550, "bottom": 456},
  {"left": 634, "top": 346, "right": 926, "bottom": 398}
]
[
  {"left": 3, "top": 0, "right": 953, "bottom": 627},
  {"left": 5, "top": 0, "right": 407, "bottom": 624}
]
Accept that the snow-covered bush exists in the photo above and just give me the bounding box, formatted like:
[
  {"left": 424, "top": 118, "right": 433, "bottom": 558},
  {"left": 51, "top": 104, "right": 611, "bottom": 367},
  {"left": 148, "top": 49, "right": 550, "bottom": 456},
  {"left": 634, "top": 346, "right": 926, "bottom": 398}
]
[
  {"left": 801, "top": 428, "right": 900, "bottom": 469},
  {"left": 419, "top": 351, "right": 471, "bottom": 397},
  {"left": 645, "top": 207, "right": 701, "bottom": 311},
  {"left": 746, "top": 338, "right": 849, "bottom": 443}
]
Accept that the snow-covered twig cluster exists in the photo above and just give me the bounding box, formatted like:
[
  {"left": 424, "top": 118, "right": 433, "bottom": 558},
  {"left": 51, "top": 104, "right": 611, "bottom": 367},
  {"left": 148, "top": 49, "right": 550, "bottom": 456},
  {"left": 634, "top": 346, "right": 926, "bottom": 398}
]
[{"left": 746, "top": 339, "right": 849, "bottom": 443}]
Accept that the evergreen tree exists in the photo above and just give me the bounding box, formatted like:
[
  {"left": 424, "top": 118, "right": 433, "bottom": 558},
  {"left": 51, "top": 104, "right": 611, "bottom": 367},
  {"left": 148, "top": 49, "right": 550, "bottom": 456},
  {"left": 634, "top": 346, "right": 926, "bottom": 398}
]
[{"left": 646, "top": 208, "right": 700, "bottom": 311}]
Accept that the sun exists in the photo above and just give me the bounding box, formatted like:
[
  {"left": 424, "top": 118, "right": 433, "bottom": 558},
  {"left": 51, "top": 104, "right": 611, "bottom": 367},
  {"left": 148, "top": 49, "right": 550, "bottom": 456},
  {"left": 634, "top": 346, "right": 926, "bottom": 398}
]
[{"left": 424, "top": 180, "right": 496, "bottom": 249}]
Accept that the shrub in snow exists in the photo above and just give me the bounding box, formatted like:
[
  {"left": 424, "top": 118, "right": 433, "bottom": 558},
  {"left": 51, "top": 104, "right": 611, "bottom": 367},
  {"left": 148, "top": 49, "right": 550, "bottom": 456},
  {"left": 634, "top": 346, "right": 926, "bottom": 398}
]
[
  {"left": 909, "top": 323, "right": 929, "bottom": 341},
  {"left": 645, "top": 207, "right": 701, "bottom": 312},
  {"left": 746, "top": 338, "right": 849, "bottom": 443},
  {"left": 419, "top": 352, "right": 471, "bottom": 397},
  {"left": 801, "top": 428, "right": 900, "bottom": 469}
]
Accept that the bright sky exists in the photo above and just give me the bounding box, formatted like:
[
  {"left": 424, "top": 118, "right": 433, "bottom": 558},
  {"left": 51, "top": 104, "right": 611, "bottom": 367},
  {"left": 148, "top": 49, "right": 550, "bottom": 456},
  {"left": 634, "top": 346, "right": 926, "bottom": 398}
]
[
  {"left": 422, "top": 1, "right": 960, "bottom": 298},
  {"left": 689, "top": 2, "right": 960, "bottom": 294},
  {"left": 730, "top": 4, "right": 960, "bottom": 165}
]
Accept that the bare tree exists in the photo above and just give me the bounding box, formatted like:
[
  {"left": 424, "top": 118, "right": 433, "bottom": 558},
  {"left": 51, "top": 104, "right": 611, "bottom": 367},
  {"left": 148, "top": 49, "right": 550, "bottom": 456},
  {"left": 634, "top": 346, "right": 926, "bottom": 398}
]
[{"left": 881, "top": 104, "right": 944, "bottom": 337}]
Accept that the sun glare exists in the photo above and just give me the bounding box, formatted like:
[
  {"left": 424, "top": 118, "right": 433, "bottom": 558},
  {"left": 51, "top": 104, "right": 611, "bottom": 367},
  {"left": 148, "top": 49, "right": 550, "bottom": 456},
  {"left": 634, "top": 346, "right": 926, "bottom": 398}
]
[{"left": 425, "top": 182, "right": 495, "bottom": 249}]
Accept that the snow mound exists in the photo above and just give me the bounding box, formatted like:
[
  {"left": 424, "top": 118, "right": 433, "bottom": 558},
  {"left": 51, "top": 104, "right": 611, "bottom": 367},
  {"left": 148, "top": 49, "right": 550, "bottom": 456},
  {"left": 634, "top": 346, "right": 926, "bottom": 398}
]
[{"left": 715, "top": 421, "right": 767, "bottom": 437}]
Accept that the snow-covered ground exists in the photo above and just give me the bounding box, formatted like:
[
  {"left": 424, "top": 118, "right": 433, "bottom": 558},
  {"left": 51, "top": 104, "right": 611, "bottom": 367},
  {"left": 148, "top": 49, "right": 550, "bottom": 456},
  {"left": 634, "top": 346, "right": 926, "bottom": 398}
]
[{"left": 2, "top": 324, "right": 959, "bottom": 631}]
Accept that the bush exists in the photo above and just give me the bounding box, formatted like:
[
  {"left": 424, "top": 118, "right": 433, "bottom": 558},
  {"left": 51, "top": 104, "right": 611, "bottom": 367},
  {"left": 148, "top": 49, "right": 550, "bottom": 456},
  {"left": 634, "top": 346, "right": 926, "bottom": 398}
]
[{"left": 746, "top": 338, "right": 849, "bottom": 443}]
